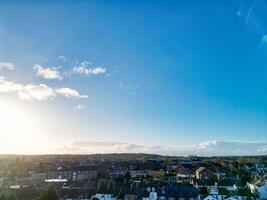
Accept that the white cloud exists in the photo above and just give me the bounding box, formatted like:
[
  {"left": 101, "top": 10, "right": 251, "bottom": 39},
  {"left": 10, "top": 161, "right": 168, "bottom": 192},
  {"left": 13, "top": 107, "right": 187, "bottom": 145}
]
[
  {"left": 63, "top": 60, "right": 107, "bottom": 77},
  {"left": 73, "top": 66, "right": 106, "bottom": 75},
  {"left": 0, "top": 76, "right": 87, "bottom": 101},
  {"left": 74, "top": 104, "right": 86, "bottom": 110},
  {"left": 69, "top": 60, "right": 106, "bottom": 76},
  {"left": 0, "top": 76, "right": 55, "bottom": 101},
  {"left": 57, "top": 55, "right": 66, "bottom": 62},
  {"left": 0, "top": 62, "right": 15, "bottom": 70},
  {"left": 0, "top": 76, "right": 23, "bottom": 93},
  {"left": 34, "top": 64, "right": 62, "bottom": 80},
  {"left": 55, "top": 87, "right": 88, "bottom": 99},
  {"left": 18, "top": 84, "right": 55, "bottom": 101},
  {"left": 56, "top": 140, "right": 267, "bottom": 156},
  {"left": 257, "top": 146, "right": 267, "bottom": 153}
]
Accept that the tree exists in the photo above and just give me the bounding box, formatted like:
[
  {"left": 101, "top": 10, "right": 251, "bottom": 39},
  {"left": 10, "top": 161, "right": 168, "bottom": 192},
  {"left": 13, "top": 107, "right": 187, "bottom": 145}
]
[
  {"left": 199, "top": 187, "right": 208, "bottom": 195},
  {"left": 238, "top": 188, "right": 253, "bottom": 197},
  {"left": 218, "top": 187, "right": 229, "bottom": 195},
  {"left": 240, "top": 175, "right": 251, "bottom": 185},
  {"left": 6, "top": 194, "right": 16, "bottom": 200},
  {"left": 124, "top": 171, "right": 131, "bottom": 182},
  {"left": 39, "top": 187, "right": 59, "bottom": 200},
  {"left": 0, "top": 194, "right": 5, "bottom": 200}
]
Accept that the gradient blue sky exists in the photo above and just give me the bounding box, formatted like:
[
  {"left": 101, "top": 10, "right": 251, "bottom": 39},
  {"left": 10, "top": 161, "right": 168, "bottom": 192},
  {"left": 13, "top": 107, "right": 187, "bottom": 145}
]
[{"left": 0, "top": 0, "right": 267, "bottom": 155}]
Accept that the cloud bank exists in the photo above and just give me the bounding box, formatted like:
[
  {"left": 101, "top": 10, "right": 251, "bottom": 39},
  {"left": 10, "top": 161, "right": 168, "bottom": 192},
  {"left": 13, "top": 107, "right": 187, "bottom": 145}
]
[{"left": 56, "top": 140, "right": 267, "bottom": 156}]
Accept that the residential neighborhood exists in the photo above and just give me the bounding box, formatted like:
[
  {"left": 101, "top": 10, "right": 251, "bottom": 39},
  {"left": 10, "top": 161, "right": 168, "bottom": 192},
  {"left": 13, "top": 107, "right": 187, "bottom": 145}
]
[{"left": 0, "top": 154, "right": 266, "bottom": 199}]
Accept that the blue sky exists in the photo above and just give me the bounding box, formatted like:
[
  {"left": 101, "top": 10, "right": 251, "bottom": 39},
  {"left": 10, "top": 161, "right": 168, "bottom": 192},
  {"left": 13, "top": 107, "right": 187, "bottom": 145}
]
[{"left": 0, "top": 0, "right": 267, "bottom": 155}]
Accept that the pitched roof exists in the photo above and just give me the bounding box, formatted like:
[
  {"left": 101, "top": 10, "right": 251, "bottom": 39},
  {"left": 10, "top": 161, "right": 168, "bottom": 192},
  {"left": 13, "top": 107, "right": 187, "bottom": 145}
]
[{"left": 196, "top": 167, "right": 206, "bottom": 173}]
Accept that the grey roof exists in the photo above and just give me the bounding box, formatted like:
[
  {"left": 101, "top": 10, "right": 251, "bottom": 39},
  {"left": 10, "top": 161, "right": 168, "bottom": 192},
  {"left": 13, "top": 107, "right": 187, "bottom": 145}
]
[{"left": 159, "top": 185, "right": 199, "bottom": 198}]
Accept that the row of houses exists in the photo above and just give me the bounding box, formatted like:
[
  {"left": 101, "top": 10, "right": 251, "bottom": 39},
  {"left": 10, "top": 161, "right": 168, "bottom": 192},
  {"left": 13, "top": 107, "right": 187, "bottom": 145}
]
[
  {"left": 46, "top": 165, "right": 100, "bottom": 181},
  {"left": 64, "top": 186, "right": 257, "bottom": 200}
]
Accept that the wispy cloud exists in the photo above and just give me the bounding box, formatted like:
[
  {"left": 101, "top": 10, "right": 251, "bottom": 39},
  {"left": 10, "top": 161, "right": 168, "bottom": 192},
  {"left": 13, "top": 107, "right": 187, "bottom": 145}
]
[
  {"left": 245, "top": 6, "right": 254, "bottom": 24},
  {"left": 34, "top": 64, "right": 62, "bottom": 80},
  {"left": 262, "top": 34, "right": 267, "bottom": 43},
  {"left": 249, "top": 34, "right": 267, "bottom": 62},
  {"left": 57, "top": 55, "right": 66, "bottom": 62},
  {"left": 0, "top": 76, "right": 87, "bottom": 101},
  {"left": 236, "top": 8, "right": 241, "bottom": 17},
  {"left": 0, "top": 62, "right": 15, "bottom": 70},
  {"left": 73, "top": 66, "right": 106, "bottom": 75},
  {"left": 74, "top": 104, "right": 87, "bottom": 110},
  {"left": 56, "top": 140, "right": 267, "bottom": 156},
  {"left": 69, "top": 60, "right": 106, "bottom": 76}
]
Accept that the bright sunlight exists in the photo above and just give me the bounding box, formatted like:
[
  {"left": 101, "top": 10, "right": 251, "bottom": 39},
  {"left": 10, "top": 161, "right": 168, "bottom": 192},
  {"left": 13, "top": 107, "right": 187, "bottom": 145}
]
[{"left": 0, "top": 100, "right": 44, "bottom": 154}]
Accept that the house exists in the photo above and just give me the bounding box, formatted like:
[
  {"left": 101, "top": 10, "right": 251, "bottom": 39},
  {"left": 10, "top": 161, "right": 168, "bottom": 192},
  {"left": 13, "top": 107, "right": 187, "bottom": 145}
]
[
  {"left": 202, "top": 194, "right": 224, "bottom": 200},
  {"left": 243, "top": 165, "right": 251, "bottom": 172},
  {"left": 176, "top": 164, "right": 195, "bottom": 182},
  {"left": 0, "top": 177, "right": 6, "bottom": 187},
  {"left": 47, "top": 165, "right": 99, "bottom": 181},
  {"left": 123, "top": 194, "right": 137, "bottom": 200},
  {"left": 224, "top": 196, "right": 251, "bottom": 200},
  {"left": 247, "top": 179, "right": 267, "bottom": 199},
  {"left": 130, "top": 170, "right": 147, "bottom": 178},
  {"left": 142, "top": 187, "right": 157, "bottom": 200},
  {"left": 196, "top": 167, "right": 217, "bottom": 180},
  {"left": 72, "top": 165, "right": 98, "bottom": 180},
  {"left": 162, "top": 173, "right": 177, "bottom": 184},
  {"left": 194, "top": 179, "right": 216, "bottom": 189},
  {"left": 217, "top": 178, "right": 238, "bottom": 191},
  {"left": 91, "top": 194, "right": 117, "bottom": 200},
  {"left": 29, "top": 172, "right": 47, "bottom": 182},
  {"left": 158, "top": 185, "right": 199, "bottom": 199},
  {"left": 108, "top": 166, "right": 125, "bottom": 178},
  {"left": 202, "top": 195, "right": 251, "bottom": 200},
  {"left": 256, "top": 163, "right": 266, "bottom": 173},
  {"left": 202, "top": 188, "right": 250, "bottom": 200}
]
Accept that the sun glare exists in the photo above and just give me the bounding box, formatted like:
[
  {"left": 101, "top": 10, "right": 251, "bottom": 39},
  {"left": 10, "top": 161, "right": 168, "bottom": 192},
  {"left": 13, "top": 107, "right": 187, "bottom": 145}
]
[{"left": 0, "top": 100, "right": 43, "bottom": 154}]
